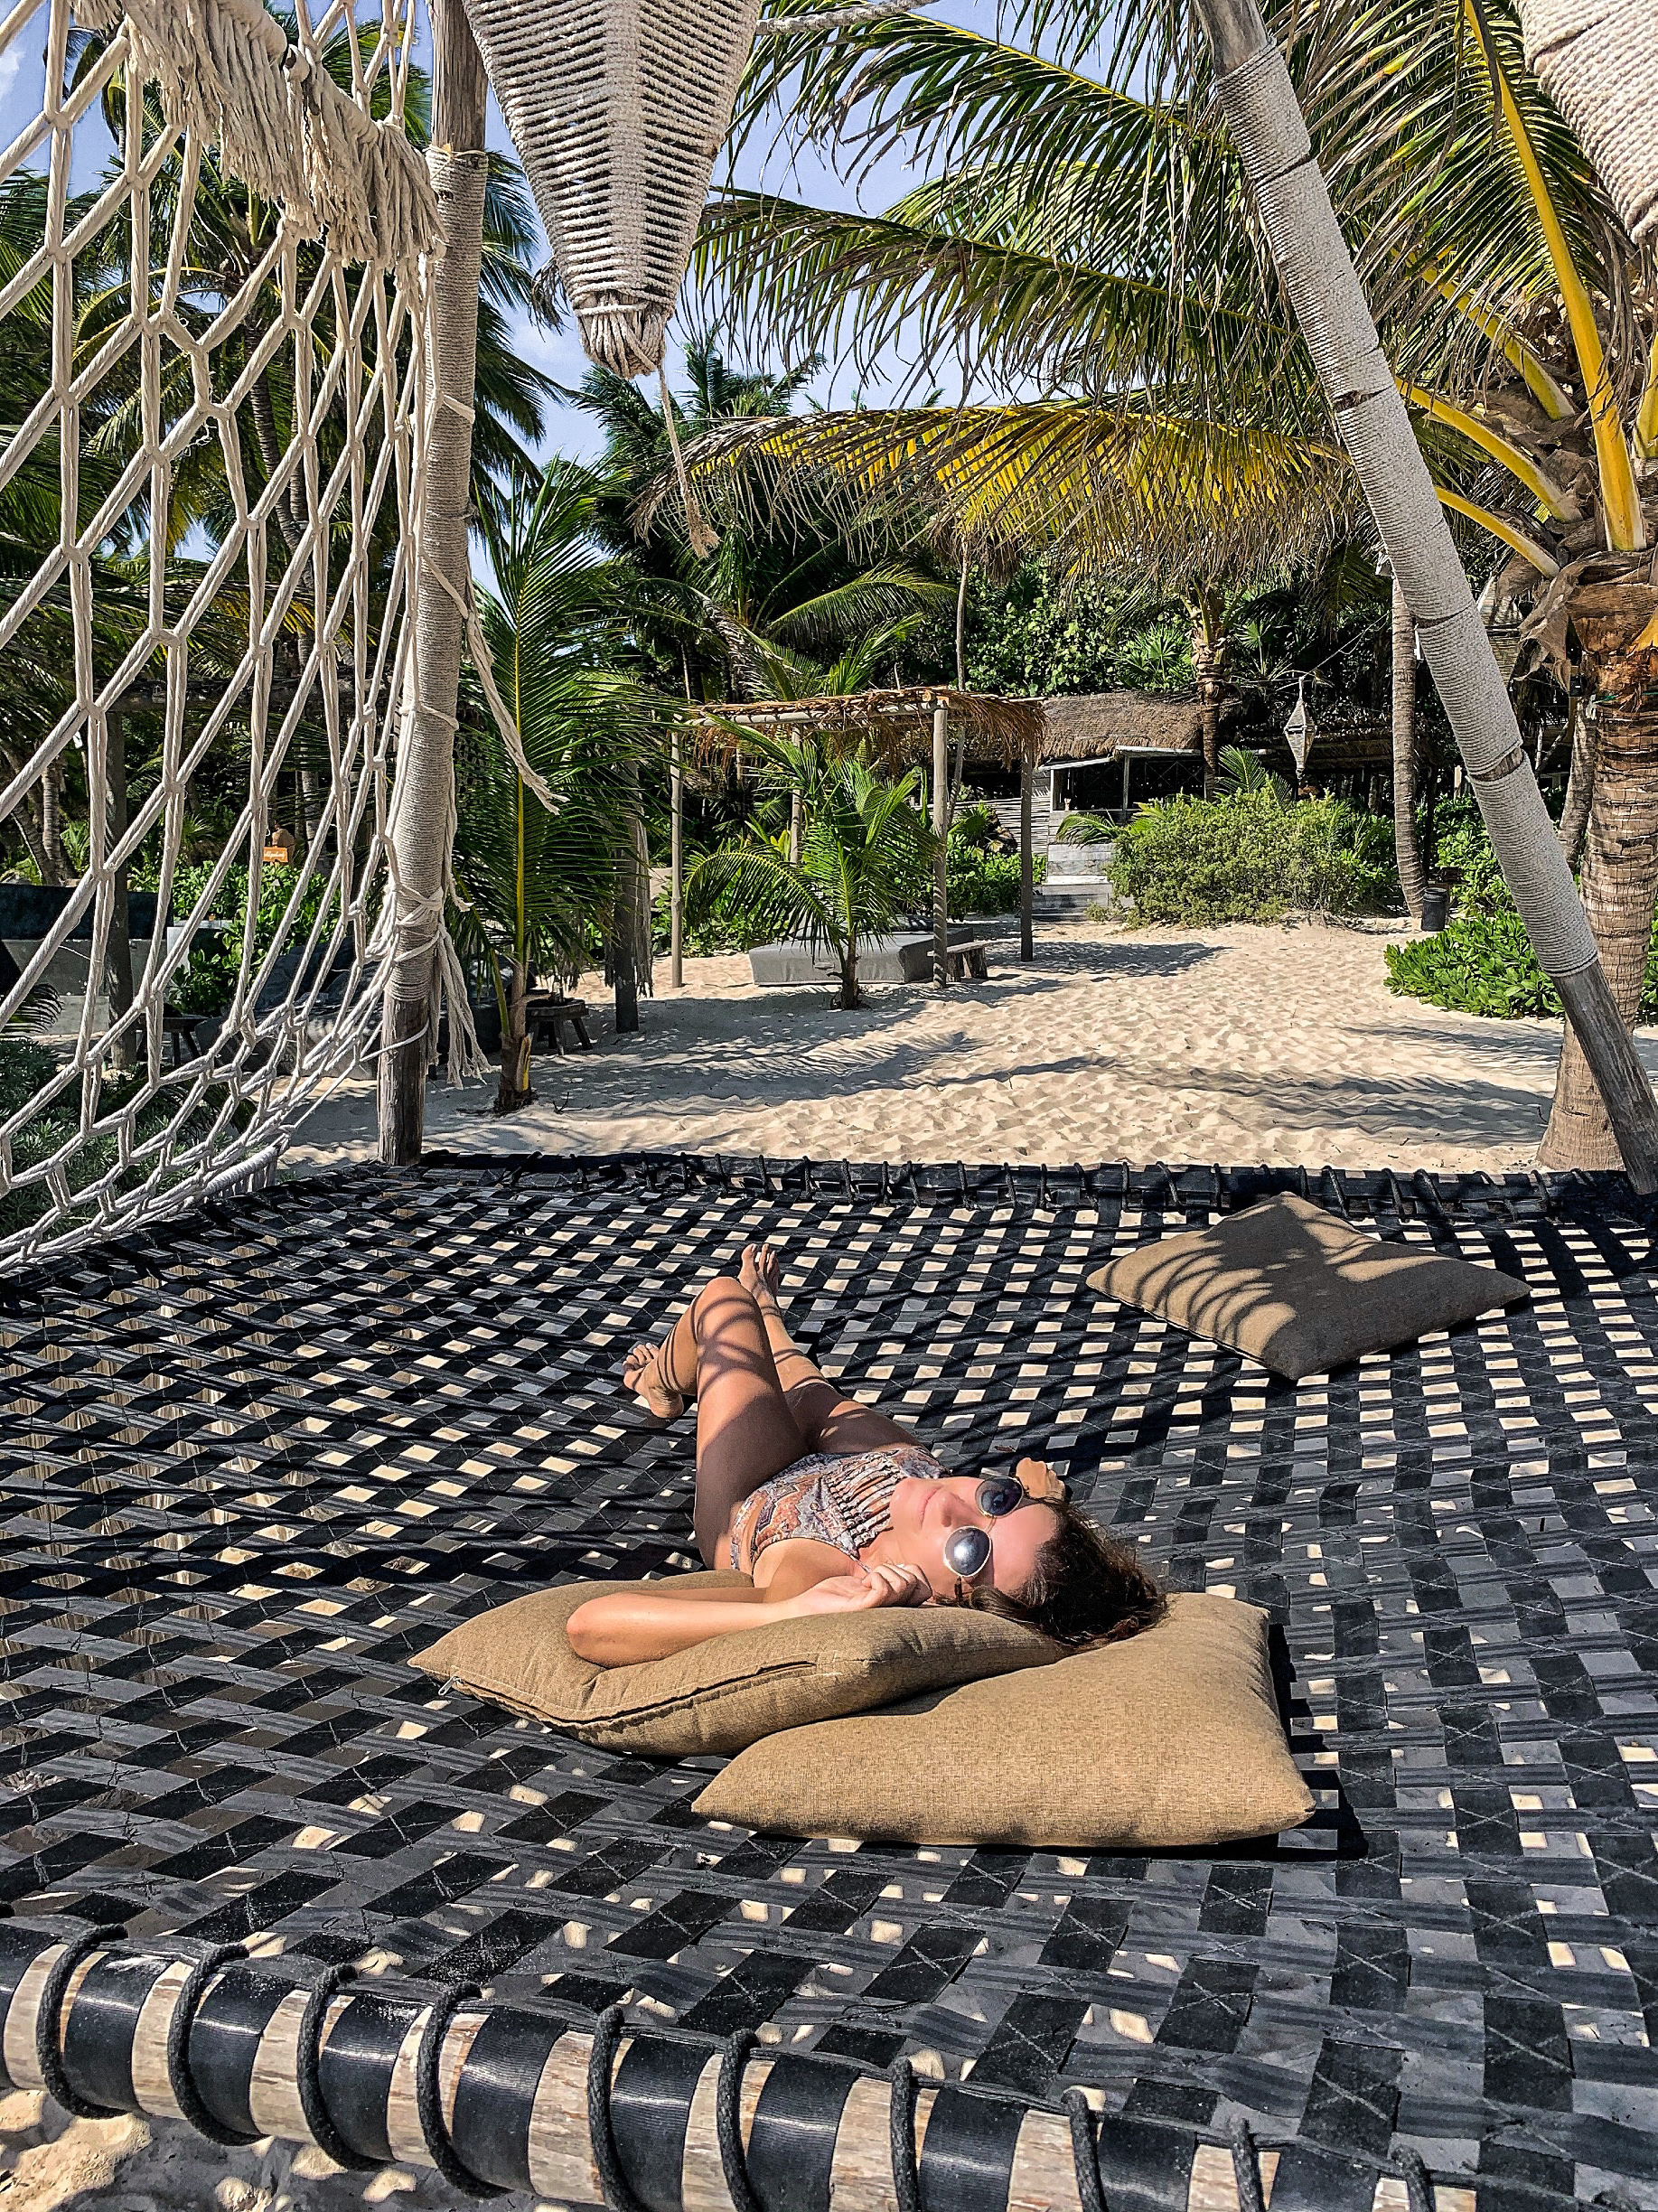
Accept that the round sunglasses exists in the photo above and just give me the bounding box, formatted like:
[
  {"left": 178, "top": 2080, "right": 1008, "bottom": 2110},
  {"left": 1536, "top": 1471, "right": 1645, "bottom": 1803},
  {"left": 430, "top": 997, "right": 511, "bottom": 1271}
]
[{"left": 941, "top": 1473, "right": 1030, "bottom": 1582}]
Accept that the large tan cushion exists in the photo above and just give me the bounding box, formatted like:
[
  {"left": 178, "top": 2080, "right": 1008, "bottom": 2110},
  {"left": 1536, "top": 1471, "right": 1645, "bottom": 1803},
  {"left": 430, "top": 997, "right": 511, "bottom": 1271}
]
[
  {"left": 1086, "top": 1191, "right": 1527, "bottom": 1379},
  {"left": 410, "top": 1571, "right": 1057, "bottom": 1758},
  {"left": 693, "top": 1594, "right": 1314, "bottom": 1848}
]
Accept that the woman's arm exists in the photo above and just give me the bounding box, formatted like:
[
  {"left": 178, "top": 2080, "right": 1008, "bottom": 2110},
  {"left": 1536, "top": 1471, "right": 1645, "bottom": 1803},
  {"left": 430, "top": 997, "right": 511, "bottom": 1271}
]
[{"left": 566, "top": 1552, "right": 930, "bottom": 1666}]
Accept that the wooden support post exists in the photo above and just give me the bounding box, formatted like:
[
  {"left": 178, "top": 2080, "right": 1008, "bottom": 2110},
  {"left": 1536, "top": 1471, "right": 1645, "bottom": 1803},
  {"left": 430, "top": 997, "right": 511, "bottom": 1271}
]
[
  {"left": 932, "top": 698, "right": 949, "bottom": 986},
  {"left": 670, "top": 731, "right": 684, "bottom": 989},
  {"left": 1019, "top": 750, "right": 1034, "bottom": 962},
  {"left": 376, "top": 0, "right": 489, "bottom": 1165},
  {"left": 105, "top": 706, "right": 135, "bottom": 1071}
]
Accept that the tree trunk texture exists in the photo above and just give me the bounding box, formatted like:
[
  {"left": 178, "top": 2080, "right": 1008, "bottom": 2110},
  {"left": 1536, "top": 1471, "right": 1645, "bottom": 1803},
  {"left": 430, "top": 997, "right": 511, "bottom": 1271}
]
[
  {"left": 670, "top": 730, "right": 684, "bottom": 988},
  {"left": 41, "top": 757, "right": 63, "bottom": 885},
  {"left": 1540, "top": 622, "right": 1658, "bottom": 1170},
  {"left": 376, "top": 0, "right": 489, "bottom": 1166},
  {"left": 1190, "top": 590, "right": 1227, "bottom": 801},
  {"left": 607, "top": 771, "right": 650, "bottom": 1036},
  {"left": 496, "top": 963, "right": 532, "bottom": 1113},
  {"left": 1391, "top": 577, "right": 1425, "bottom": 922},
  {"left": 1558, "top": 695, "right": 1597, "bottom": 871}
]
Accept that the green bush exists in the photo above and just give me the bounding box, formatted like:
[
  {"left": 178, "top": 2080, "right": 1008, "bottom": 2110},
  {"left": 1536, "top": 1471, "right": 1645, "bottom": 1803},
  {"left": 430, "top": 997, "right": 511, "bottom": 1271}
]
[
  {"left": 140, "top": 860, "right": 340, "bottom": 1015},
  {"left": 946, "top": 808, "right": 1045, "bottom": 915},
  {"left": 1384, "top": 801, "right": 1658, "bottom": 1020},
  {"left": 1108, "top": 790, "right": 1399, "bottom": 924}
]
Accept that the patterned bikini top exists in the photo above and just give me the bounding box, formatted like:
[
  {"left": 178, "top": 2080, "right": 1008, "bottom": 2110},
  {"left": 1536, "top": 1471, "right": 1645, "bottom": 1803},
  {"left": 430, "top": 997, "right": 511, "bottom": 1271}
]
[{"left": 728, "top": 1445, "right": 946, "bottom": 1575}]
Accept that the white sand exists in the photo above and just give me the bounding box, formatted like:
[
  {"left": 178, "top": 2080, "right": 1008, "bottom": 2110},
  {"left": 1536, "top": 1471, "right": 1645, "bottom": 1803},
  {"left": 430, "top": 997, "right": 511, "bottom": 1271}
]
[{"left": 288, "top": 917, "right": 1646, "bottom": 1178}]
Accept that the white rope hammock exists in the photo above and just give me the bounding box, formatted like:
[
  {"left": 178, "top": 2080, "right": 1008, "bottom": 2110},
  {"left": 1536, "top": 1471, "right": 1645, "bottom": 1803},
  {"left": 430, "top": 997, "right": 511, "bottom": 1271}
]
[{"left": 0, "top": 0, "right": 455, "bottom": 1269}]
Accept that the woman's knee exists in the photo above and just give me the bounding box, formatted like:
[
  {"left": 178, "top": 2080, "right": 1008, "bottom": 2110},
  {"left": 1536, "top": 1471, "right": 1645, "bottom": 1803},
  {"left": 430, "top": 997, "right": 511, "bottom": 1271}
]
[{"left": 692, "top": 1275, "right": 754, "bottom": 1327}]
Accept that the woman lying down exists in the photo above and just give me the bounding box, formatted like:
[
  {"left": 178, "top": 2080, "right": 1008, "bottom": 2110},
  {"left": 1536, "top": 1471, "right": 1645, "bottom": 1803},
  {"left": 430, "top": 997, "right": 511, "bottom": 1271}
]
[{"left": 567, "top": 1244, "right": 1165, "bottom": 1666}]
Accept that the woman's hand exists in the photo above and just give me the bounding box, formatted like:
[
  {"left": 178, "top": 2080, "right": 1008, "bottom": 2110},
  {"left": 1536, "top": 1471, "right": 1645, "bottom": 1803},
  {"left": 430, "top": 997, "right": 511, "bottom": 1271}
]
[{"left": 785, "top": 1562, "right": 932, "bottom": 1617}]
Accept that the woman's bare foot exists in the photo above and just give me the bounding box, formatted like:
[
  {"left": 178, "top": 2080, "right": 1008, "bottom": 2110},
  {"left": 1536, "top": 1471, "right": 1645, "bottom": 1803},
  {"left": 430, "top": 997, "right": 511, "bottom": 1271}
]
[
  {"left": 623, "top": 1341, "right": 684, "bottom": 1420},
  {"left": 739, "top": 1241, "right": 783, "bottom": 1312}
]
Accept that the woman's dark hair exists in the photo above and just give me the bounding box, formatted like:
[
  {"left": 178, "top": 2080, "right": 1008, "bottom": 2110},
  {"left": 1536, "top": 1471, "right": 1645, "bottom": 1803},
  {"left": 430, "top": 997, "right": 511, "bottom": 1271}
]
[{"left": 952, "top": 1501, "right": 1167, "bottom": 1649}]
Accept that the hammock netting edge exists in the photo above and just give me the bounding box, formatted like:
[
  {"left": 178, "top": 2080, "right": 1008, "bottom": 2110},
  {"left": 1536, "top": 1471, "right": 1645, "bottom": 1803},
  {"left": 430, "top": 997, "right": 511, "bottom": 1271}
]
[{"left": 2, "top": 1149, "right": 1657, "bottom": 2212}]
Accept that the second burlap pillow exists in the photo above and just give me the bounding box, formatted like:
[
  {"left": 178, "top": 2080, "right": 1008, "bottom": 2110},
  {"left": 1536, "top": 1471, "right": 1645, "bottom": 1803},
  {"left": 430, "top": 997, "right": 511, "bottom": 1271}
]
[
  {"left": 693, "top": 1593, "right": 1314, "bottom": 1849},
  {"left": 1087, "top": 1191, "right": 1527, "bottom": 1379}
]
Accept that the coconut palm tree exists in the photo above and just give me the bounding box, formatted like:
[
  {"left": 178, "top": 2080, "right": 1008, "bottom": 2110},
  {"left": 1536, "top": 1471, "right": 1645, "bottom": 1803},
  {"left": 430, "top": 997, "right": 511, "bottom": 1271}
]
[
  {"left": 453, "top": 462, "right": 662, "bottom": 1111},
  {"left": 687, "top": 730, "right": 934, "bottom": 1008}
]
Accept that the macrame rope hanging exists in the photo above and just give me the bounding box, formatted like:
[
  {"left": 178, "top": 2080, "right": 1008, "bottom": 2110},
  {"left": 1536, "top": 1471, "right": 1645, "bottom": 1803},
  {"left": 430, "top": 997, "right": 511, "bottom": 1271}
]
[
  {"left": 1517, "top": 0, "right": 1657, "bottom": 247},
  {"left": 458, "top": 0, "right": 768, "bottom": 556},
  {"left": 0, "top": 0, "right": 461, "bottom": 1267}
]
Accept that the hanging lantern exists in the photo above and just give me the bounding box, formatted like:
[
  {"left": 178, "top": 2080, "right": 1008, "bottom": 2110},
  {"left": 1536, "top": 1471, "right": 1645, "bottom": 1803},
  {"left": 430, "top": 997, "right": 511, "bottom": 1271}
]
[
  {"left": 463, "top": 0, "right": 764, "bottom": 380},
  {"left": 1283, "top": 676, "right": 1314, "bottom": 778}
]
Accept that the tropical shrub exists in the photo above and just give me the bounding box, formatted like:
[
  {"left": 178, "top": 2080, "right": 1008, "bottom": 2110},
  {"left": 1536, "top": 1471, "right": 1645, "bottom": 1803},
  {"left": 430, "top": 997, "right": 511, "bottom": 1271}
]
[
  {"left": 1384, "top": 804, "right": 1658, "bottom": 1020},
  {"left": 947, "top": 802, "right": 1044, "bottom": 915},
  {"left": 1108, "top": 791, "right": 1399, "bottom": 924},
  {"left": 125, "top": 859, "right": 340, "bottom": 1017}
]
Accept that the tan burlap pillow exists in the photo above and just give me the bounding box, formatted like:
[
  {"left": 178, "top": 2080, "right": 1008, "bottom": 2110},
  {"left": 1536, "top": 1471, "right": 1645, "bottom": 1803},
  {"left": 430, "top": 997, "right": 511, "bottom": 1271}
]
[
  {"left": 1086, "top": 1191, "right": 1527, "bottom": 1379},
  {"left": 410, "top": 1571, "right": 1057, "bottom": 1758},
  {"left": 693, "top": 1594, "right": 1314, "bottom": 1848}
]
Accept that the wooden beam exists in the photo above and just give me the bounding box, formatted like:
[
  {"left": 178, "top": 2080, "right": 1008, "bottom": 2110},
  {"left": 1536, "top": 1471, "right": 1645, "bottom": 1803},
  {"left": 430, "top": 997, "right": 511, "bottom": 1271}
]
[
  {"left": 1019, "top": 750, "right": 1034, "bottom": 962},
  {"left": 932, "top": 699, "right": 949, "bottom": 986},
  {"left": 670, "top": 728, "right": 684, "bottom": 989},
  {"left": 376, "top": 0, "right": 490, "bottom": 1165}
]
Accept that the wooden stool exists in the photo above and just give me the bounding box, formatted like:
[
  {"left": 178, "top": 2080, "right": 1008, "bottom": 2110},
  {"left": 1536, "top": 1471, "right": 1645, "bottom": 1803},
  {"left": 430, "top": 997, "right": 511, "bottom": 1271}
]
[
  {"left": 524, "top": 993, "right": 593, "bottom": 1054},
  {"left": 161, "top": 1009, "right": 199, "bottom": 1068}
]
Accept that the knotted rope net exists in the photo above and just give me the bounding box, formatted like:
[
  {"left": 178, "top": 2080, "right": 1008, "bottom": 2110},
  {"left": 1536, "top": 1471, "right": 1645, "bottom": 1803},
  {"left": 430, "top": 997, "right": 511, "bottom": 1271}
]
[{"left": 0, "top": 0, "right": 456, "bottom": 1270}]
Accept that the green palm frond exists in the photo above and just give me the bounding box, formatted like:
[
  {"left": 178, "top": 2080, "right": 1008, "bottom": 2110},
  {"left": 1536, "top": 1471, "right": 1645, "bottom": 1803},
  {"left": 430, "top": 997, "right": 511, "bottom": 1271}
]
[{"left": 679, "top": 399, "right": 1358, "bottom": 592}]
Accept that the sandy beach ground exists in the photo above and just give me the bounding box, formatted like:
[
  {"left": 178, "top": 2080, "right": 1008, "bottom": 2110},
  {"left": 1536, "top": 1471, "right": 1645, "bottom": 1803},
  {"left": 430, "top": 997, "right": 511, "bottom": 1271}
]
[{"left": 287, "top": 915, "right": 1647, "bottom": 1178}]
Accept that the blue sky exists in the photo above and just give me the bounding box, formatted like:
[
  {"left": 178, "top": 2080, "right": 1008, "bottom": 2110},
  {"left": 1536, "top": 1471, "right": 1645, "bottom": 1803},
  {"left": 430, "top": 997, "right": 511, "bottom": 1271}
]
[{"left": 0, "top": 1, "right": 1005, "bottom": 463}]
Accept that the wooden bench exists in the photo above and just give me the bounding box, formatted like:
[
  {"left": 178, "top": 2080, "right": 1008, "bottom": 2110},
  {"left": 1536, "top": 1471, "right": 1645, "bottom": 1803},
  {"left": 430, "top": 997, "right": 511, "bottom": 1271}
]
[
  {"left": 524, "top": 992, "right": 593, "bottom": 1054},
  {"left": 939, "top": 940, "right": 990, "bottom": 981}
]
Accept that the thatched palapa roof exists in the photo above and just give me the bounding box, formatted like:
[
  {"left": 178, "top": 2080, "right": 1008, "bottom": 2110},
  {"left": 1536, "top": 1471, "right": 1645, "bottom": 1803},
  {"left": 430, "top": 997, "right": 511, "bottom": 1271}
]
[
  {"left": 1038, "top": 689, "right": 1246, "bottom": 762},
  {"left": 693, "top": 686, "right": 1046, "bottom": 772}
]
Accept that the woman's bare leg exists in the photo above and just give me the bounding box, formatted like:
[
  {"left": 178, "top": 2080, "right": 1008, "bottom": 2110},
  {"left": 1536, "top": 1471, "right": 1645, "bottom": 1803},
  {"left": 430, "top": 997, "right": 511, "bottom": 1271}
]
[
  {"left": 739, "top": 1242, "right": 922, "bottom": 1457},
  {"left": 624, "top": 1275, "right": 807, "bottom": 1565}
]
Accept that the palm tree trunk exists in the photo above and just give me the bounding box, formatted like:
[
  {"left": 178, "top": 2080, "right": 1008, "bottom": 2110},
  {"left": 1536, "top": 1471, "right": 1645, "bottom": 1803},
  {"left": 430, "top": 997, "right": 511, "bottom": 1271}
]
[
  {"left": 1191, "top": 590, "right": 1226, "bottom": 801},
  {"left": 376, "top": 0, "right": 489, "bottom": 1164},
  {"left": 104, "top": 706, "right": 134, "bottom": 1073},
  {"left": 1539, "top": 623, "right": 1658, "bottom": 1168},
  {"left": 1189, "top": 0, "right": 1658, "bottom": 1191},
  {"left": 1558, "top": 695, "right": 1596, "bottom": 870},
  {"left": 41, "top": 756, "right": 63, "bottom": 886},
  {"left": 608, "top": 763, "right": 647, "bottom": 1035},
  {"left": 1391, "top": 576, "right": 1424, "bottom": 922},
  {"left": 496, "top": 961, "right": 533, "bottom": 1112},
  {"left": 838, "top": 946, "right": 859, "bottom": 1010}
]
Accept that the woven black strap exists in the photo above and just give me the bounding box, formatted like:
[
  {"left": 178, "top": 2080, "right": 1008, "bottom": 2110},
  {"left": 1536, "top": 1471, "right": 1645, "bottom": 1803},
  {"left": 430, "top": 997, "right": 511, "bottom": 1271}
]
[
  {"left": 414, "top": 1981, "right": 508, "bottom": 2198},
  {"left": 295, "top": 1964, "right": 379, "bottom": 2172},
  {"left": 165, "top": 1943, "right": 261, "bottom": 2147},
  {"left": 34, "top": 1927, "right": 115, "bottom": 2120}
]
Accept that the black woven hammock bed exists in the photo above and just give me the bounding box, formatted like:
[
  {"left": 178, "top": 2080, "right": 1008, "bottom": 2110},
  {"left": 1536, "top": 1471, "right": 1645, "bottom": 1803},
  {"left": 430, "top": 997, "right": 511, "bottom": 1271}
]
[{"left": 4, "top": 1153, "right": 1658, "bottom": 2212}]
